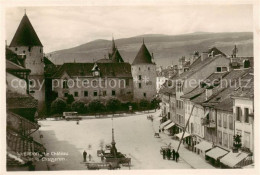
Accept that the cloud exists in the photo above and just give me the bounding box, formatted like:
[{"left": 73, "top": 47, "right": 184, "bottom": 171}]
[{"left": 5, "top": 5, "right": 253, "bottom": 53}]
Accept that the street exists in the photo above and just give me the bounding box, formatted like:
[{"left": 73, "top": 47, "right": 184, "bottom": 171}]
[{"left": 33, "top": 111, "right": 213, "bottom": 170}]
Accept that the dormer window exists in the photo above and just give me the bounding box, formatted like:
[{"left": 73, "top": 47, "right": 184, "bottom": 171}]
[{"left": 92, "top": 63, "right": 100, "bottom": 77}]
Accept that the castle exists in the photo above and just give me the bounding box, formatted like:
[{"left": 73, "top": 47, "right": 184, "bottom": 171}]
[{"left": 7, "top": 13, "right": 157, "bottom": 114}]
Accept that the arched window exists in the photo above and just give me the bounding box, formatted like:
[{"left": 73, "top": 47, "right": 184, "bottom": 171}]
[{"left": 63, "top": 79, "right": 68, "bottom": 89}]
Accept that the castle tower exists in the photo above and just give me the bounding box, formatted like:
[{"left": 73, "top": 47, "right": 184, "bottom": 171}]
[
  {"left": 108, "top": 37, "right": 124, "bottom": 63},
  {"left": 131, "top": 39, "right": 156, "bottom": 101},
  {"left": 9, "top": 12, "right": 45, "bottom": 112}
]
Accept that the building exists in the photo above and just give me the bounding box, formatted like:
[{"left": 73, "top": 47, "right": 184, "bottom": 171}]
[
  {"left": 8, "top": 13, "right": 45, "bottom": 112},
  {"left": 175, "top": 47, "right": 230, "bottom": 135},
  {"left": 131, "top": 40, "right": 157, "bottom": 101},
  {"left": 6, "top": 45, "right": 45, "bottom": 170},
  {"left": 51, "top": 62, "right": 133, "bottom": 103}
]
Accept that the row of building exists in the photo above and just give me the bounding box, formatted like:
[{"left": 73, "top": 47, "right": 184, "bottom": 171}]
[{"left": 158, "top": 47, "right": 254, "bottom": 168}]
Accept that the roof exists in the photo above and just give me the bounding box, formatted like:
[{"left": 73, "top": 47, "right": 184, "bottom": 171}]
[
  {"left": 220, "top": 151, "right": 249, "bottom": 168},
  {"left": 6, "top": 92, "right": 38, "bottom": 109},
  {"left": 159, "top": 80, "right": 176, "bottom": 95},
  {"left": 52, "top": 62, "right": 132, "bottom": 78},
  {"left": 110, "top": 49, "right": 124, "bottom": 63},
  {"left": 207, "top": 47, "right": 226, "bottom": 57},
  {"left": 181, "top": 69, "right": 253, "bottom": 108},
  {"left": 132, "top": 43, "right": 154, "bottom": 65},
  {"left": 10, "top": 14, "right": 43, "bottom": 47},
  {"left": 232, "top": 74, "right": 254, "bottom": 99},
  {"left": 181, "top": 72, "right": 228, "bottom": 100},
  {"left": 206, "top": 147, "right": 228, "bottom": 159}
]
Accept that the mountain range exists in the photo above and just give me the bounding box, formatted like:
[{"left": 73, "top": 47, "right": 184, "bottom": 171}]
[{"left": 47, "top": 32, "right": 253, "bottom": 67}]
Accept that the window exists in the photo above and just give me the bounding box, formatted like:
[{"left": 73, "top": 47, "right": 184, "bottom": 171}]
[
  {"left": 229, "top": 115, "right": 233, "bottom": 130},
  {"left": 223, "top": 133, "right": 228, "bottom": 147},
  {"left": 103, "top": 91, "right": 107, "bottom": 96},
  {"left": 28, "top": 47, "right": 31, "bottom": 52},
  {"left": 94, "top": 91, "right": 98, "bottom": 96},
  {"left": 139, "top": 83, "right": 142, "bottom": 89},
  {"left": 40, "top": 48, "right": 42, "bottom": 53},
  {"left": 139, "top": 67, "right": 141, "bottom": 71},
  {"left": 216, "top": 67, "right": 222, "bottom": 72},
  {"left": 218, "top": 131, "right": 222, "bottom": 145},
  {"left": 244, "top": 108, "right": 249, "bottom": 123},
  {"left": 139, "top": 75, "right": 142, "bottom": 80},
  {"left": 236, "top": 107, "right": 242, "bottom": 122},
  {"left": 84, "top": 91, "right": 88, "bottom": 97},
  {"left": 148, "top": 67, "right": 150, "bottom": 70},
  {"left": 15, "top": 48, "right": 18, "bottom": 51},
  {"left": 222, "top": 67, "right": 228, "bottom": 72},
  {"left": 229, "top": 134, "right": 233, "bottom": 149},
  {"left": 244, "top": 132, "right": 250, "bottom": 149},
  {"left": 244, "top": 60, "right": 250, "bottom": 68},
  {"left": 64, "top": 93, "right": 68, "bottom": 97},
  {"left": 218, "top": 114, "right": 222, "bottom": 127},
  {"left": 223, "top": 114, "right": 227, "bottom": 128},
  {"left": 112, "top": 90, "right": 116, "bottom": 96},
  {"left": 144, "top": 93, "right": 146, "bottom": 97},
  {"left": 63, "top": 80, "right": 68, "bottom": 89},
  {"left": 74, "top": 91, "right": 78, "bottom": 97},
  {"left": 126, "top": 79, "right": 129, "bottom": 86}
]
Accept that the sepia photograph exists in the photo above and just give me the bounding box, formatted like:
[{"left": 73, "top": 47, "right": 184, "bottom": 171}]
[{"left": 1, "top": 1, "right": 259, "bottom": 173}]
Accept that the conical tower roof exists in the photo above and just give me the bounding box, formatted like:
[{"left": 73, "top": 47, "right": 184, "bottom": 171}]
[
  {"left": 10, "top": 14, "right": 43, "bottom": 47},
  {"left": 110, "top": 49, "right": 124, "bottom": 63},
  {"left": 132, "top": 42, "right": 153, "bottom": 65}
]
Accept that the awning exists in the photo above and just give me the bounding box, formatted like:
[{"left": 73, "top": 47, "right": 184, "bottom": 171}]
[
  {"left": 164, "top": 122, "right": 175, "bottom": 130},
  {"left": 175, "top": 132, "right": 191, "bottom": 139},
  {"left": 194, "top": 141, "right": 213, "bottom": 152},
  {"left": 155, "top": 117, "right": 163, "bottom": 121},
  {"left": 160, "top": 120, "right": 172, "bottom": 129},
  {"left": 220, "top": 152, "right": 249, "bottom": 168},
  {"left": 206, "top": 147, "right": 229, "bottom": 160}
]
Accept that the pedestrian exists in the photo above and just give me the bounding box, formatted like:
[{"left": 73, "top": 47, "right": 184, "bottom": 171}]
[
  {"left": 162, "top": 149, "right": 166, "bottom": 159},
  {"left": 168, "top": 149, "right": 172, "bottom": 160},
  {"left": 83, "top": 150, "right": 87, "bottom": 162},
  {"left": 89, "top": 154, "right": 92, "bottom": 162},
  {"left": 159, "top": 127, "right": 161, "bottom": 133},
  {"left": 175, "top": 152, "right": 179, "bottom": 162},
  {"left": 172, "top": 149, "right": 175, "bottom": 160}
]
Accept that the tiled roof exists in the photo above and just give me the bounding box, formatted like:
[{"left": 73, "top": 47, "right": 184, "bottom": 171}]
[
  {"left": 10, "top": 14, "right": 43, "bottom": 47},
  {"left": 7, "top": 92, "right": 38, "bottom": 109},
  {"left": 178, "top": 47, "right": 228, "bottom": 79},
  {"left": 181, "top": 72, "right": 227, "bottom": 100},
  {"left": 132, "top": 43, "right": 154, "bottom": 65},
  {"left": 52, "top": 62, "right": 132, "bottom": 78}
]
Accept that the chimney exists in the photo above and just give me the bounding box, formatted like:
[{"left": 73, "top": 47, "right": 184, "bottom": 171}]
[
  {"left": 201, "top": 52, "right": 208, "bottom": 61},
  {"left": 206, "top": 89, "right": 213, "bottom": 100}
]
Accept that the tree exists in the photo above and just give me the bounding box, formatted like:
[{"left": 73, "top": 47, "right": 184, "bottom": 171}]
[
  {"left": 51, "top": 98, "right": 66, "bottom": 114},
  {"left": 66, "top": 94, "right": 75, "bottom": 104},
  {"left": 151, "top": 98, "right": 161, "bottom": 111},
  {"left": 71, "top": 100, "right": 86, "bottom": 114},
  {"left": 233, "top": 134, "right": 242, "bottom": 151},
  {"left": 139, "top": 99, "right": 150, "bottom": 111},
  {"left": 88, "top": 100, "right": 105, "bottom": 116},
  {"left": 106, "top": 98, "right": 121, "bottom": 115}
]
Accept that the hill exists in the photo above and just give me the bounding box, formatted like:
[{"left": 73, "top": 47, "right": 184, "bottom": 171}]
[{"left": 47, "top": 32, "right": 253, "bottom": 67}]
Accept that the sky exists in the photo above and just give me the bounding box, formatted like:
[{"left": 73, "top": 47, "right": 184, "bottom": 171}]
[{"left": 5, "top": 5, "right": 253, "bottom": 53}]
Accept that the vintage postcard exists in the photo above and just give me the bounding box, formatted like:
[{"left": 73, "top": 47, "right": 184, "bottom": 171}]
[{"left": 1, "top": 0, "right": 259, "bottom": 174}]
